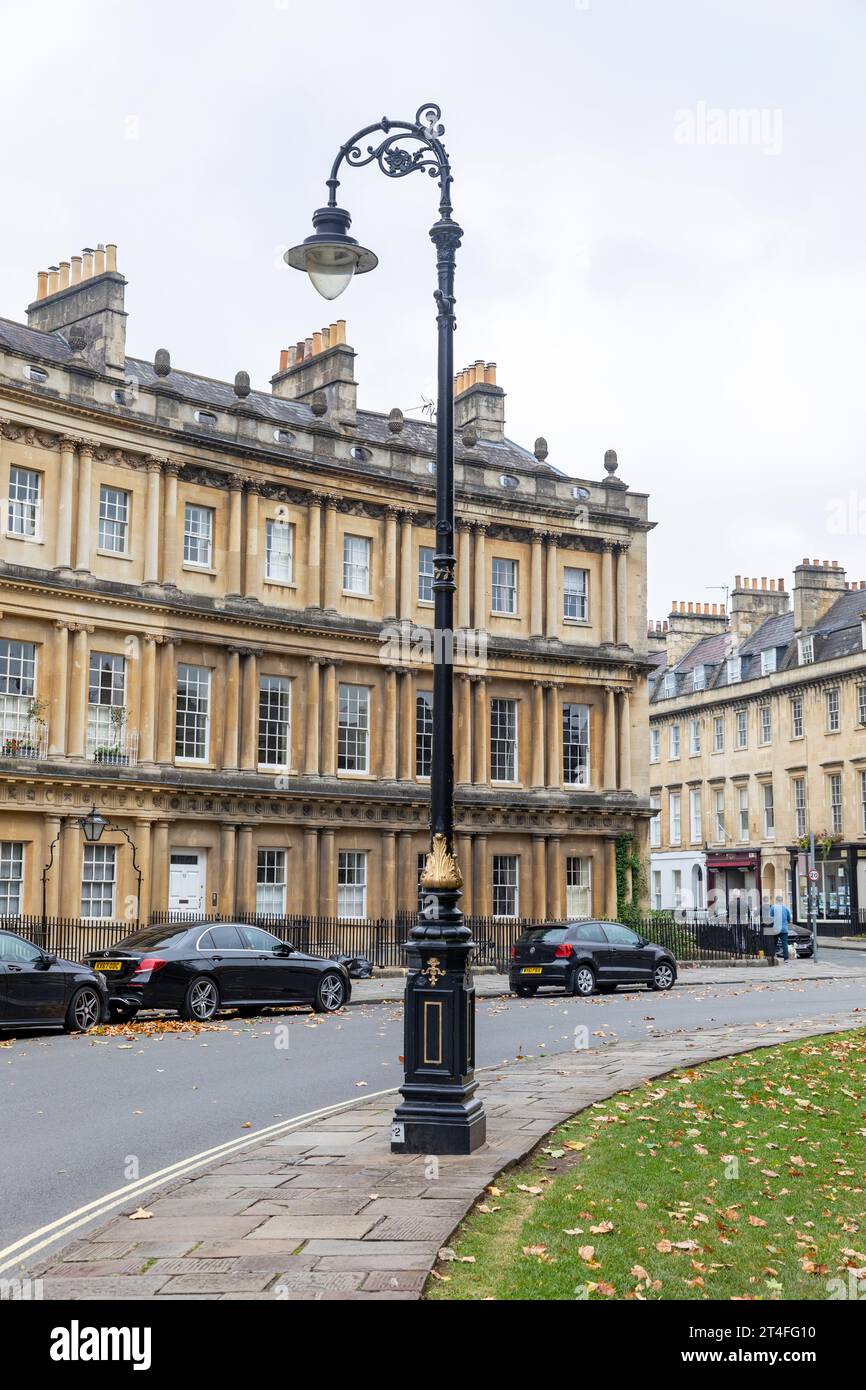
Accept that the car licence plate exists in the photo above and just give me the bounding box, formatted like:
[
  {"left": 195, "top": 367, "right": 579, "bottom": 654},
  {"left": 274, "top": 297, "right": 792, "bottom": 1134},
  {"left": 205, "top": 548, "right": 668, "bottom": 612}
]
[
  {"left": 93, "top": 961, "right": 123, "bottom": 971},
  {"left": 521, "top": 967, "right": 543, "bottom": 975}
]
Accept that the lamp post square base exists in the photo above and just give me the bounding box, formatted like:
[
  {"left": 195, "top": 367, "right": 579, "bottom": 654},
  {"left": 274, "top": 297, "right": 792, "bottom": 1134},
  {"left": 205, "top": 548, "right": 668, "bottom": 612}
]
[{"left": 391, "top": 1103, "right": 486, "bottom": 1155}]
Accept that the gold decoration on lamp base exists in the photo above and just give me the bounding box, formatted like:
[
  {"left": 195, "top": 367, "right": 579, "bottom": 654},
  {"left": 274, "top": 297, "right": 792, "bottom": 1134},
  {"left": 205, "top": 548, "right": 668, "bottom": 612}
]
[{"left": 419, "top": 833, "right": 464, "bottom": 891}]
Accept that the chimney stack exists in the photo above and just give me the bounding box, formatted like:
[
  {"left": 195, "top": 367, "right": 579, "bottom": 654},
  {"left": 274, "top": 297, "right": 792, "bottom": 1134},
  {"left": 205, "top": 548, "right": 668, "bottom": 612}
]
[
  {"left": 27, "top": 242, "right": 127, "bottom": 378},
  {"left": 793, "top": 558, "right": 847, "bottom": 634},
  {"left": 271, "top": 320, "right": 356, "bottom": 424},
  {"left": 453, "top": 359, "right": 505, "bottom": 442},
  {"left": 729, "top": 574, "right": 791, "bottom": 643},
  {"left": 664, "top": 598, "right": 728, "bottom": 665}
]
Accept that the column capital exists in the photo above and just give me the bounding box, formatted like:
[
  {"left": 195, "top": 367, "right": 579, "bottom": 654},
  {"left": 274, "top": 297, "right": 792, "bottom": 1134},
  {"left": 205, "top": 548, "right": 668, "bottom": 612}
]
[
  {"left": 156, "top": 634, "right": 182, "bottom": 647},
  {"left": 76, "top": 439, "right": 96, "bottom": 460},
  {"left": 543, "top": 530, "right": 559, "bottom": 546},
  {"left": 229, "top": 644, "right": 264, "bottom": 659},
  {"left": 472, "top": 520, "right": 488, "bottom": 534},
  {"left": 614, "top": 539, "right": 631, "bottom": 554},
  {"left": 144, "top": 454, "right": 168, "bottom": 472},
  {"left": 53, "top": 619, "right": 74, "bottom": 632},
  {"left": 455, "top": 516, "right": 473, "bottom": 532},
  {"left": 68, "top": 621, "right": 95, "bottom": 635},
  {"left": 385, "top": 505, "right": 401, "bottom": 521},
  {"left": 228, "top": 475, "right": 245, "bottom": 493},
  {"left": 58, "top": 434, "right": 80, "bottom": 452}
]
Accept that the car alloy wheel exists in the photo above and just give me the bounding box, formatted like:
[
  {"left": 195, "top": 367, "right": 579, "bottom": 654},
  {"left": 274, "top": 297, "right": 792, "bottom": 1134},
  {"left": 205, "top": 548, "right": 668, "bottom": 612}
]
[
  {"left": 187, "top": 978, "right": 219, "bottom": 1021},
  {"left": 652, "top": 962, "right": 675, "bottom": 991},
  {"left": 314, "top": 972, "right": 345, "bottom": 1013},
  {"left": 67, "top": 986, "right": 102, "bottom": 1032},
  {"left": 573, "top": 965, "right": 595, "bottom": 996}
]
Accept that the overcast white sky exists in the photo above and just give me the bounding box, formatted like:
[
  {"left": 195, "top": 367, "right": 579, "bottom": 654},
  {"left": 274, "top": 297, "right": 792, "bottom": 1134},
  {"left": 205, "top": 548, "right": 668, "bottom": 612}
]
[{"left": 2, "top": 0, "right": 864, "bottom": 616}]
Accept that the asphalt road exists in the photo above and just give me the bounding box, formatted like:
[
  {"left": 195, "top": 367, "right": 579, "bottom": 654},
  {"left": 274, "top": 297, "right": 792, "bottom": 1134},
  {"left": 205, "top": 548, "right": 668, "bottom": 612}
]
[{"left": 1, "top": 966, "right": 864, "bottom": 1260}]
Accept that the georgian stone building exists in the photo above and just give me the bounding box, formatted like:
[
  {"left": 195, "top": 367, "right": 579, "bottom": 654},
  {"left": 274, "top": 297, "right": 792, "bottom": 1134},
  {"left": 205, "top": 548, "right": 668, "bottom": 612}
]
[
  {"left": 0, "top": 244, "right": 653, "bottom": 927},
  {"left": 648, "top": 566, "right": 866, "bottom": 924}
]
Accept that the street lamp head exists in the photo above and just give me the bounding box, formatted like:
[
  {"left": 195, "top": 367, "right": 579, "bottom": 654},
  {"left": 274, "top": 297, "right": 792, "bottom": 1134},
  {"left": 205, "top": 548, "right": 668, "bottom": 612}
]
[
  {"left": 80, "top": 804, "right": 107, "bottom": 844},
  {"left": 284, "top": 206, "right": 377, "bottom": 301}
]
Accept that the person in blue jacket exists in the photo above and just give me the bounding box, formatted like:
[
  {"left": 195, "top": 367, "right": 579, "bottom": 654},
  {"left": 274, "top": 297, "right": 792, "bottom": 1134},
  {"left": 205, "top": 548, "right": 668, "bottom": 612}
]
[{"left": 768, "top": 894, "right": 791, "bottom": 960}]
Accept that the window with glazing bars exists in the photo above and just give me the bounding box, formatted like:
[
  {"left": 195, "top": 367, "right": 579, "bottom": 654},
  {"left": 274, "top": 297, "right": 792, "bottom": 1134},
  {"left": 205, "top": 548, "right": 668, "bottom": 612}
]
[
  {"left": 736, "top": 710, "right": 748, "bottom": 747},
  {"left": 337, "top": 684, "right": 369, "bottom": 772},
  {"left": 491, "top": 558, "right": 517, "bottom": 614},
  {"left": 0, "top": 842, "right": 23, "bottom": 914},
  {"left": 81, "top": 844, "right": 116, "bottom": 919},
  {"left": 826, "top": 688, "right": 840, "bottom": 732},
  {"left": 829, "top": 773, "right": 843, "bottom": 834},
  {"left": 566, "top": 856, "right": 591, "bottom": 917},
  {"left": 337, "top": 850, "right": 367, "bottom": 919},
  {"left": 791, "top": 696, "right": 804, "bottom": 738},
  {"left": 794, "top": 778, "right": 807, "bottom": 837},
  {"left": 256, "top": 849, "right": 287, "bottom": 913},
  {"left": 265, "top": 519, "right": 293, "bottom": 583},
  {"left": 98, "top": 485, "right": 129, "bottom": 553},
  {"left": 763, "top": 782, "right": 775, "bottom": 837},
  {"left": 183, "top": 504, "right": 213, "bottom": 566},
  {"left": 342, "top": 535, "right": 370, "bottom": 594},
  {"left": 490, "top": 698, "right": 517, "bottom": 781},
  {"left": 175, "top": 665, "right": 211, "bottom": 760},
  {"left": 258, "top": 675, "right": 291, "bottom": 767},
  {"left": 759, "top": 704, "right": 772, "bottom": 743},
  {"left": 415, "top": 691, "right": 433, "bottom": 778},
  {"left": 562, "top": 703, "right": 590, "bottom": 785},
  {"left": 563, "top": 567, "right": 588, "bottom": 621},
  {"left": 0, "top": 640, "right": 36, "bottom": 744},
  {"left": 87, "top": 652, "right": 126, "bottom": 754},
  {"left": 7, "top": 467, "right": 40, "bottom": 537},
  {"left": 492, "top": 854, "right": 519, "bottom": 918},
  {"left": 418, "top": 547, "right": 434, "bottom": 603}
]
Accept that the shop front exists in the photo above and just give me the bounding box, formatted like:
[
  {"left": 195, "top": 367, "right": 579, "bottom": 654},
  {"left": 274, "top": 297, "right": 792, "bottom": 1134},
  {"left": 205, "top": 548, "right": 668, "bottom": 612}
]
[
  {"left": 706, "top": 849, "right": 761, "bottom": 917},
  {"left": 789, "top": 844, "right": 865, "bottom": 926}
]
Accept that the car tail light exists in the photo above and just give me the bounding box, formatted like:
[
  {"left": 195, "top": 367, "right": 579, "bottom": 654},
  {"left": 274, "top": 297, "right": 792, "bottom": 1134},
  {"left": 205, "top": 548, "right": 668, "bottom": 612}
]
[
  {"left": 510, "top": 946, "right": 517, "bottom": 959},
  {"left": 554, "top": 943, "right": 573, "bottom": 959},
  {"left": 130, "top": 957, "right": 167, "bottom": 983}
]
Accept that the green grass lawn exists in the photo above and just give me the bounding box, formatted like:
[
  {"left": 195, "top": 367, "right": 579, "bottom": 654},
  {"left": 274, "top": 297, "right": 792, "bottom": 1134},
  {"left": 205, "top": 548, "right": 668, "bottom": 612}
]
[{"left": 427, "top": 1030, "right": 866, "bottom": 1301}]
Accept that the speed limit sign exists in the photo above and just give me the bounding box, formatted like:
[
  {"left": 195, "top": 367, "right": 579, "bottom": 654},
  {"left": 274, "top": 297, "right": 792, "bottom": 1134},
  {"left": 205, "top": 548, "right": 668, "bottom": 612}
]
[{"left": 808, "top": 868, "right": 819, "bottom": 883}]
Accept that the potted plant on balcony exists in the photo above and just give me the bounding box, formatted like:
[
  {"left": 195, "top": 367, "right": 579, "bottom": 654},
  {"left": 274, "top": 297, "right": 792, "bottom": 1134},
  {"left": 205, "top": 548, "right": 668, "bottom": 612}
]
[
  {"left": 93, "top": 706, "right": 130, "bottom": 765},
  {"left": 2, "top": 699, "right": 47, "bottom": 758}
]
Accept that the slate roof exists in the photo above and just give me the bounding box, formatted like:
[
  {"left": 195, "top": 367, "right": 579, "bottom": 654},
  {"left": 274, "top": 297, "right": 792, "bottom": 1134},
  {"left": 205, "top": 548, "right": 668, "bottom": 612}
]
[{"left": 0, "top": 316, "right": 565, "bottom": 480}]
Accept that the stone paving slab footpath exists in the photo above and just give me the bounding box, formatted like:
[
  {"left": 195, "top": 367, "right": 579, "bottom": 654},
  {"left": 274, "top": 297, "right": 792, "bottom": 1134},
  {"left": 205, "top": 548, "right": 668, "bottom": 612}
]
[{"left": 20, "top": 1006, "right": 866, "bottom": 1301}]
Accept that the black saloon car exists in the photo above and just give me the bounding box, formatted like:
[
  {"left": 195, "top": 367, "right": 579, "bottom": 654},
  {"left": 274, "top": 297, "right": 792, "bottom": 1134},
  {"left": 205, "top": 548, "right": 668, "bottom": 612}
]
[
  {"left": 0, "top": 929, "right": 109, "bottom": 1032},
  {"left": 86, "top": 922, "right": 352, "bottom": 1021},
  {"left": 509, "top": 920, "right": 677, "bottom": 996}
]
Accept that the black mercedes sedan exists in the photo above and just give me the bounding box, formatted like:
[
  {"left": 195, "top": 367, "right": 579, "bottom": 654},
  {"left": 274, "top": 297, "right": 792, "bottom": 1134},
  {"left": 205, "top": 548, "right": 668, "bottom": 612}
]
[
  {"left": 509, "top": 920, "right": 677, "bottom": 997},
  {"left": 0, "top": 929, "right": 109, "bottom": 1032},
  {"left": 86, "top": 921, "right": 352, "bottom": 1022}
]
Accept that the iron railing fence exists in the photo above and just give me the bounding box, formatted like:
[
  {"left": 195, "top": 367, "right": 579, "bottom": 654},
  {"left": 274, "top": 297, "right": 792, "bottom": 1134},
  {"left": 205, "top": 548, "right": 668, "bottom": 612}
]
[{"left": 5, "top": 909, "right": 864, "bottom": 969}]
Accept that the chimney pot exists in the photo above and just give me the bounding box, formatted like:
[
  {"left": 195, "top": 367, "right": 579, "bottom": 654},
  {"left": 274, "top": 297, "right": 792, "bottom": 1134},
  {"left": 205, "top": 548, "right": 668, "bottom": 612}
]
[
  {"left": 59, "top": 261, "right": 70, "bottom": 290},
  {"left": 760, "top": 576, "right": 767, "bottom": 589},
  {"left": 779, "top": 578, "right": 785, "bottom": 590},
  {"left": 312, "top": 331, "right": 322, "bottom": 355},
  {"left": 279, "top": 349, "right": 289, "bottom": 373},
  {"left": 82, "top": 248, "right": 94, "bottom": 279},
  {"left": 720, "top": 604, "right": 726, "bottom": 616},
  {"left": 485, "top": 362, "right": 497, "bottom": 385},
  {"left": 105, "top": 244, "right": 117, "bottom": 273},
  {"left": 94, "top": 246, "right": 106, "bottom": 275},
  {"left": 36, "top": 271, "right": 48, "bottom": 300}
]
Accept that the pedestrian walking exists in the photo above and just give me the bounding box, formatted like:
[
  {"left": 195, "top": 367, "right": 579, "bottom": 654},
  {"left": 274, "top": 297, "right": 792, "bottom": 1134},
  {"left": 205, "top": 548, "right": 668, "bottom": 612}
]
[{"left": 768, "top": 894, "right": 791, "bottom": 961}]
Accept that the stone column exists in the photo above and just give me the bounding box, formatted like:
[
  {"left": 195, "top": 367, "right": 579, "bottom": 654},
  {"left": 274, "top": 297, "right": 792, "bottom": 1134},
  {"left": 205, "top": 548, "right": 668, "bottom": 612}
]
[
  {"left": 601, "top": 542, "right": 615, "bottom": 644},
  {"left": 383, "top": 508, "right": 398, "bottom": 619},
  {"left": 456, "top": 674, "right": 472, "bottom": 784},
  {"left": 381, "top": 831, "right": 397, "bottom": 918},
  {"left": 60, "top": 820, "right": 82, "bottom": 917},
  {"left": 546, "top": 836, "right": 563, "bottom": 919},
  {"left": 304, "top": 659, "right": 321, "bottom": 775},
  {"left": 226, "top": 479, "right": 243, "bottom": 596},
  {"left": 320, "top": 662, "right": 338, "bottom": 776},
  {"left": 223, "top": 647, "right": 241, "bottom": 771},
  {"left": 219, "top": 824, "right": 237, "bottom": 916},
  {"left": 399, "top": 511, "right": 414, "bottom": 618},
  {"left": 616, "top": 544, "right": 629, "bottom": 646},
  {"left": 383, "top": 668, "right": 398, "bottom": 780},
  {"left": 473, "top": 833, "right": 490, "bottom": 916},
  {"left": 162, "top": 464, "right": 180, "bottom": 587},
  {"left": 43, "top": 815, "right": 62, "bottom": 918},
  {"left": 143, "top": 459, "right": 163, "bottom": 584},
  {"left": 605, "top": 837, "right": 618, "bottom": 918},
  {"left": 603, "top": 686, "right": 617, "bottom": 791},
  {"left": 533, "top": 836, "right": 547, "bottom": 919},
  {"left": 545, "top": 533, "right": 559, "bottom": 638},
  {"left": 323, "top": 497, "right": 339, "bottom": 610},
  {"left": 244, "top": 484, "right": 261, "bottom": 601},
  {"left": 530, "top": 532, "right": 544, "bottom": 638},
  {"left": 473, "top": 524, "right": 487, "bottom": 630},
  {"left": 152, "top": 820, "right": 169, "bottom": 913},
  {"left": 618, "top": 689, "right": 631, "bottom": 792},
  {"left": 139, "top": 635, "right": 158, "bottom": 765},
  {"left": 634, "top": 818, "right": 650, "bottom": 912},
  {"left": 530, "top": 682, "right": 546, "bottom": 789},
  {"left": 236, "top": 825, "right": 255, "bottom": 913},
  {"left": 73, "top": 444, "right": 93, "bottom": 572},
  {"left": 156, "top": 638, "right": 178, "bottom": 764},
  {"left": 456, "top": 833, "right": 472, "bottom": 915},
  {"left": 457, "top": 521, "right": 472, "bottom": 629},
  {"left": 397, "top": 831, "right": 415, "bottom": 912},
  {"left": 545, "top": 684, "right": 561, "bottom": 789},
  {"left": 399, "top": 668, "right": 415, "bottom": 781},
  {"left": 239, "top": 648, "right": 260, "bottom": 772},
  {"left": 303, "top": 827, "right": 319, "bottom": 909},
  {"left": 134, "top": 819, "right": 152, "bottom": 923},
  {"left": 306, "top": 495, "right": 323, "bottom": 608},
  {"left": 320, "top": 829, "right": 336, "bottom": 915},
  {"left": 50, "top": 622, "right": 70, "bottom": 756},
  {"left": 67, "top": 624, "right": 91, "bottom": 758},
  {"left": 472, "top": 676, "right": 488, "bottom": 784},
  {"left": 56, "top": 438, "right": 75, "bottom": 570}
]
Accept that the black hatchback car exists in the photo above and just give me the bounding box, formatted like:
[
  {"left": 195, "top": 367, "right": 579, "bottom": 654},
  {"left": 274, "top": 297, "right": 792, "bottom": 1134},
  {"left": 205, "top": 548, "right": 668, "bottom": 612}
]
[
  {"left": 510, "top": 920, "right": 677, "bottom": 996},
  {"left": 86, "top": 922, "right": 352, "bottom": 1022},
  {"left": 0, "top": 929, "right": 109, "bottom": 1032}
]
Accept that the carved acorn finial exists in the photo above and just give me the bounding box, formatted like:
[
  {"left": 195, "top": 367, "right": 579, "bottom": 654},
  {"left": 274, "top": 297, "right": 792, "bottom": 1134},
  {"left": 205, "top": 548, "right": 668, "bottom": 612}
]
[
  {"left": 604, "top": 448, "right": 618, "bottom": 474},
  {"left": 68, "top": 325, "right": 86, "bottom": 353},
  {"left": 154, "top": 348, "right": 171, "bottom": 378},
  {"left": 534, "top": 436, "right": 548, "bottom": 462},
  {"left": 462, "top": 423, "right": 478, "bottom": 449},
  {"left": 310, "top": 392, "right": 327, "bottom": 418},
  {"left": 388, "top": 407, "right": 404, "bottom": 434},
  {"left": 234, "top": 370, "right": 251, "bottom": 399}
]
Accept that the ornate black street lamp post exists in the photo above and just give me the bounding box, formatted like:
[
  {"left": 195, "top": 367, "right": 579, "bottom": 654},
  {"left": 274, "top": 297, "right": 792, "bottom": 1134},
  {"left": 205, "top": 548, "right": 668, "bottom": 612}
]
[
  {"left": 41, "top": 805, "right": 143, "bottom": 939},
  {"left": 287, "top": 103, "right": 486, "bottom": 1153}
]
